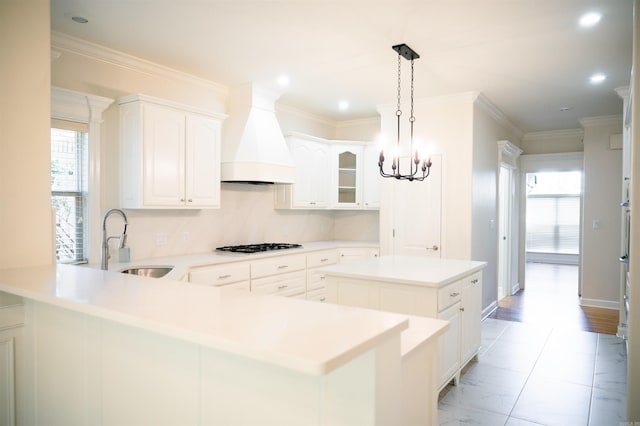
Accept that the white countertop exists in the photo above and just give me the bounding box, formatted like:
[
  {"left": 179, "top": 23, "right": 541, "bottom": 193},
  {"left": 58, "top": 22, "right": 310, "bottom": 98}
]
[
  {"left": 0, "top": 261, "right": 409, "bottom": 376},
  {"left": 107, "top": 240, "right": 380, "bottom": 281},
  {"left": 319, "top": 256, "right": 487, "bottom": 287}
]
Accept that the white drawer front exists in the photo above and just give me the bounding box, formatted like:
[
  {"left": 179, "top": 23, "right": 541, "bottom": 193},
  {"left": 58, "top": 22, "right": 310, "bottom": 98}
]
[
  {"left": 306, "top": 269, "right": 328, "bottom": 291},
  {"left": 306, "top": 287, "right": 327, "bottom": 302},
  {"left": 251, "top": 255, "right": 306, "bottom": 279},
  {"left": 438, "top": 281, "right": 462, "bottom": 311},
  {"left": 251, "top": 270, "right": 306, "bottom": 297},
  {"left": 189, "top": 262, "right": 250, "bottom": 286},
  {"left": 306, "top": 250, "right": 339, "bottom": 269}
]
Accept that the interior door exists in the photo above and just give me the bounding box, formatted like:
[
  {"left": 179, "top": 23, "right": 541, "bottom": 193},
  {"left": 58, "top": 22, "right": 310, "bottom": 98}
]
[
  {"left": 391, "top": 155, "right": 442, "bottom": 258},
  {"left": 497, "top": 165, "right": 512, "bottom": 299}
]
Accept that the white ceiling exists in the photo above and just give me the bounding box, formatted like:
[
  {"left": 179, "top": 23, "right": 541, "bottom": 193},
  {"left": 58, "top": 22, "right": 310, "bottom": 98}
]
[{"left": 51, "top": 0, "right": 633, "bottom": 133}]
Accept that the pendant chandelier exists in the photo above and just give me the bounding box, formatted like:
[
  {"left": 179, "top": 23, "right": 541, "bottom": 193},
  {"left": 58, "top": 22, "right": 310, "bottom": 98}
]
[{"left": 379, "top": 44, "right": 432, "bottom": 181}]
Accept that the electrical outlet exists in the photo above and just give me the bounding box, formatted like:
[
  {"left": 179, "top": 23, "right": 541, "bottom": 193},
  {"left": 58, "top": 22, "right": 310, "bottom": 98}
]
[{"left": 156, "top": 232, "right": 168, "bottom": 246}]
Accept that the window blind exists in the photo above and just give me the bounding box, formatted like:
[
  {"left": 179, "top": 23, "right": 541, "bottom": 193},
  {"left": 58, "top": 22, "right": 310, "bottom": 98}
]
[
  {"left": 526, "top": 195, "right": 580, "bottom": 255},
  {"left": 51, "top": 121, "right": 89, "bottom": 263}
]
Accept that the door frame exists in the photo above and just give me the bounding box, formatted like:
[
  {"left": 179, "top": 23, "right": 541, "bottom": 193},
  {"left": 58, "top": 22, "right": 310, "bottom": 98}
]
[
  {"left": 518, "top": 152, "right": 584, "bottom": 294},
  {"left": 496, "top": 141, "right": 522, "bottom": 303}
]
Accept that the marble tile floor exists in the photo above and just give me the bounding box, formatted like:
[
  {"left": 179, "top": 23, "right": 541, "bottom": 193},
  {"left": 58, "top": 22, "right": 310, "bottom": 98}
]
[{"left": 438, "top": 318, "right": 627, "bottom": 426}]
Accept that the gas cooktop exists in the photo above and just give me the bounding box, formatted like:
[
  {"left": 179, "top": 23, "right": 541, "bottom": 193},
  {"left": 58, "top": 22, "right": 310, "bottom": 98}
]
[{"left": 215, "top": 243, "right": 303, "bottom": 254}]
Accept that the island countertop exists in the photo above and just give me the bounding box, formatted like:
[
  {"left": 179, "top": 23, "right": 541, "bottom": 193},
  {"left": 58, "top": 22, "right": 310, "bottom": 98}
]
[
  {"left": 319, "top": 255, "right": 487, "bottom": 287},
  {"left": 0, "top": 263, "right": 409, "bottom": 376}
]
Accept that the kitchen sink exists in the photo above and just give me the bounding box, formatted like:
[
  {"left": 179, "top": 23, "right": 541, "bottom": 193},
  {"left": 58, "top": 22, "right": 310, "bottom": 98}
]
[{"left": 120, "top": 266, "right": 173, "bottom": 278}]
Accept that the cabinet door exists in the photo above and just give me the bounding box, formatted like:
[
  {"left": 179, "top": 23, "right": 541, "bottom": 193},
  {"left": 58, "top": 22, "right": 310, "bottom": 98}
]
[
  {"left": 438, "top": 302, "right": 461, "bottom": 390},
  {"left": 363, "top": 143, "right": 381, "bottom": 209},
  {"left": 460, "top": 273, "right": 482, "bottom": 365},
  {"left": 331, "top": 145, "right": 363, "bottom": 209},
  {"left": 185, "top": 114, "right": 220, "bottom": 207},
  {"left": 387, "top": 154, "right": 442, "bottom": 257},
  {"left": 338, "top": 247, "right": 378, "bottom": 263},
  {"left": 142, "top": 103, "right": 186, "bottom": 206},
  {"left": 290, "top": 138, "right": 330, "bottom": 208}
]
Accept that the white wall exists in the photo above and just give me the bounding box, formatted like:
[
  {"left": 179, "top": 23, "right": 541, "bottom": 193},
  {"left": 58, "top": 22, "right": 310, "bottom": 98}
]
[
  {"left": 52, "top": 35, "right": 379, "bottom": 262},
  {"left": 0, "top": 0, "right": 54, "bottom": 269},
  {"left": 580, "top": 117, "right": 623, "bottom": 308},
  {"left": 471, "top": 102, "right": 523, "bottom": 310}
]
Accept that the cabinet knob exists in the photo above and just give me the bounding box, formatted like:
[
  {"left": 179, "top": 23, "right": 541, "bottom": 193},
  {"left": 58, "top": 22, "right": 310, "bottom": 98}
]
[
  {"left": 460, "top": 307, "right": 465, "bottom": 312},
  {"left": 180, "top": 198, "right": 185, "bottom": 202},
  {"left": 187, "top": 198, "right": 193, "bottom": 203}
]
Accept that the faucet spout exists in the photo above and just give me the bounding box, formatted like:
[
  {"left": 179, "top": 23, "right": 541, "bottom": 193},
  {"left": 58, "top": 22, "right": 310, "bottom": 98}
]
[{"left": 101, "top": 209, "right": 128, "bottom": 270}]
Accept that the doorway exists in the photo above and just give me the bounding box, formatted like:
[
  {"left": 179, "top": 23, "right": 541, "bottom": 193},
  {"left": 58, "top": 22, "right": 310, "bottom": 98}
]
[{"left": 524, "top": 171, "right": 582, "bottom": 295}]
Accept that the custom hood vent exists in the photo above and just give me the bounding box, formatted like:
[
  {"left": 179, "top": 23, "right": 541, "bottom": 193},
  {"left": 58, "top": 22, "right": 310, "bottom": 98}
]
[{"left": 221, "top": 84, "right": 295, "bottom": 184}]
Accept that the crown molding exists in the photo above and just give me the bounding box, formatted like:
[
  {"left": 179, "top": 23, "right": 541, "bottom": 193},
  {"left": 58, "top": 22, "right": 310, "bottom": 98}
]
[
  {"left": 615, "top": 86, "right": 630, "bottom": 99},
  {"left": 51, "top": 31, "right": 228, "bottom": 98},
  {"left": 51, "top": 86, "right": 114, "bottom": 123},
  {"left": 474, "top": 93, "right": 524, "bottom": 140},
  {"left": 275, "top": 103, "right": 335, "bottom": 127},
  {"left": 335, "top": 116, "right": 380, "bottom": 129},
  {"left": 523, "top": 128, "right": 584, "bottom": 142},
  {"left": 579, "top": 115, "right": 623, "bottom": 128}
]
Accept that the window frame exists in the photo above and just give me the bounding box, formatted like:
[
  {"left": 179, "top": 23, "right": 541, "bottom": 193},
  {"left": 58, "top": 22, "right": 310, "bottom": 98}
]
[{"left": 51, "top": 87, "right": 114, "bottom": 264}]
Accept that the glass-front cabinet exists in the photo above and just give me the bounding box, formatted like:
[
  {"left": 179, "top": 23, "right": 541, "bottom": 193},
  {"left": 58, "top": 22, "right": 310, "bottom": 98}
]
[{"left": 332, "top": 144, "right": 363, "bottom": 208}]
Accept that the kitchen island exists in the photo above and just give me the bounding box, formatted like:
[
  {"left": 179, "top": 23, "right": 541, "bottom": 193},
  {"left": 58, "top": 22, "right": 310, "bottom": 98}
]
[
  {"left": 320, "top": 256, "right": 487, "bottom": 391},
  {"left": 0, "top": 263, "right": 447, "bottom": 426}
]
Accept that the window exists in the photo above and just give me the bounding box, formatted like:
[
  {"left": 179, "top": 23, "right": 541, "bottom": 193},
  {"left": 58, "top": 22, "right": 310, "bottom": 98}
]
[
  {"left": 51, "top": 120, "right": 89, "bottom": 263},
  {"left": 526, "top": 171, "right": 582, "bottom": 256}
]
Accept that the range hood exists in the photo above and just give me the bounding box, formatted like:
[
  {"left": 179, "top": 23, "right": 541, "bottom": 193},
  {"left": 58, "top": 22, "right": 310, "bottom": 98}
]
[{"left": 221, "top": 84, "right": 295, "bottom": 184}]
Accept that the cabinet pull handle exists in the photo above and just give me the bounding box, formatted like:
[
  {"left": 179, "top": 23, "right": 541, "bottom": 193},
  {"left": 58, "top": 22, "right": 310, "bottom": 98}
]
[
  {"left": 426, "top": 245, "right": 439, "bottom": 251},
  {"left": 450, "top": 292, "right": 460, "bottom": 297},
  {"left": 278, "top": 265, "right": 288, "bottom": 270},
  {"left": 320, "top": 297, "right": 326, "bottom": 302},
  {"left": 218, "top": 274, "right": 231, "bottom": 279},
  {"left": 187, "top": 198, "right": 193, "bottom": 203},
  {"left": 471, "top": 279, "right": 479, "bottom": 284},
  {"left": 320, "top": 258, "right": 329, "bottom": 262},
  {"left": 277, "top": 285, "right": 289, "bottom": 289},
  {"left": 180, "top": 198, "right": 185, "bottom": 202},
  {"left": 460, "top": 307, "right": 465, "bottom": 312},
  {"left": 320, "top": 276, "right": 325, "bottom": 280}
]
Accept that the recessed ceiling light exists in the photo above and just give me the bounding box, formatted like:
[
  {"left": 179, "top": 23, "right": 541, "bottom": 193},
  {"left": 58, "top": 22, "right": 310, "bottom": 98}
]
[
  {"left": 579, "top": 12, "right": 602, "bottom": 28},
  {"left": 276, "top": 75, "right": 290, "bottom": 87},
  {"left": 71, "top": 16, "right": 88, "bottom": 24},
  {"left": 590, "top": 73, "right": 606, "bottom": 84},
  {"left": 338, "top": 100, "right": 349, "bottom": 111}
]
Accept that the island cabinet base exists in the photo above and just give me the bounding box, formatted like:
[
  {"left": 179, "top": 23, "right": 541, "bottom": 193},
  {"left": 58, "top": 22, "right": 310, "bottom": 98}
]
[
  {"left": 20, "top": 301, "right": 405, "bottom": 426},
  {"left": 324, "top": 262, "right": 484, "bottom": 392}
]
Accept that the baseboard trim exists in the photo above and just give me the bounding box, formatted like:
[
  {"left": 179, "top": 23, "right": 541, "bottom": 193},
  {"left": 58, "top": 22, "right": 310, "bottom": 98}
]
[
  {"left": 482, "top": 301, "right": 498, "bottom": 320},
  {"left": 511, "top": 282, "right": 520, "bottom": 296},
  {"left": 579, "top": 297, "right": 620, "bottom": 310},
  {"left": 617, "top": 324, "right": 628, "bottom": 340}
]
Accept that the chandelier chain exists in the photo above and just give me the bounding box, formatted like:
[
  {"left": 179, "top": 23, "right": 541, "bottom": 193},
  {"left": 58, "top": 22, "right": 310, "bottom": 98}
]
[{"left": 396, "top": 53, "right": 402, "bottom": 116}]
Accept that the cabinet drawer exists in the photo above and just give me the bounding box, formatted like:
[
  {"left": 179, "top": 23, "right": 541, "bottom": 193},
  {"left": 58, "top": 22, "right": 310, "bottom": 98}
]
[
  {"left": 306, "top": 250, "right": 339, "bottom": 268},
  {"left": 189, "top": 262, "right": 250, "bottom": 286},
  {"left": 307, "top": 287, "right": 327, "bottom": 302},
  {"left": 438, "top": 281, "right": 462, "bottom": 311},
  {"left": 251, "top": 270, "right": 306, "bottom": 297},
  {"left": 251, "top": 254, "right": 306, "bottom": 279},
  {"left": 307, "top": 269, "right": 328, "bottom": 291}
]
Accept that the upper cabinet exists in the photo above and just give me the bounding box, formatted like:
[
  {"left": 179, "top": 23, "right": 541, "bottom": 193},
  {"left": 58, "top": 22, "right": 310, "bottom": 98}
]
[
  {"left": 275, "top": 134, "right": 330, "bottom": 209},
  {"left": 275, "top": 133, "right": 379, "bottom": 211},
  {"left": 331, "top": 143, "right": 363, "bottom": 209},
  {"left": 118, "top": 94, "right": 226, "bottom": 209}
]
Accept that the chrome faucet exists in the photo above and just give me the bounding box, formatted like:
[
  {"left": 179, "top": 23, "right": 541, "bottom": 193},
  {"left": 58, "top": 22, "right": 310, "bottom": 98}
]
[{"left": 101, "top": 208, "right": 128, "bottom": 270}]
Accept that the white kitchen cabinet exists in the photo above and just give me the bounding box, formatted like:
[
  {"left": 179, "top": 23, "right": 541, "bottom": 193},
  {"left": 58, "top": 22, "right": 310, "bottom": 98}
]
[
  {"left": 188, "top": 262, "right": 251, "bottom": 292},
  {"left": 331, "top": 143, "right": 363, "bottom": 209},
  {"left": 274, "top": 134, "right": 330, "bottom": 209},
  {"left": 306, "top": 249, "right": 339, "bottom": 302},
  {"left": 323, "top": 259, "right": 482, "bottom": 391},
  {"left": 0, "top": 294, "right": 26, "bottom": 426},
  {"left": 118, "top": 94, "right": 226, "bottom": 209},
  {"left": 460, "top": 272, "right": 482, "bottom": 365},
  {"left": 338, "top": 247, "right": 380, "bottom": 263},
  {"left": 437, "top": 301, "right": 461, "bottom": 387},
  {"left": 363, "top": 143, "right": 381, "bottom": 209},
  {"left": 250, "top": 254, "right": 307, "bottom": 298}
]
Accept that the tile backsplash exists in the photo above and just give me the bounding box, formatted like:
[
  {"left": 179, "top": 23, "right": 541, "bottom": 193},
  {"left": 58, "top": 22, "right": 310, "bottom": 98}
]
[{"left": 121, "top": 183, "right": 379, "bottom": 261}]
